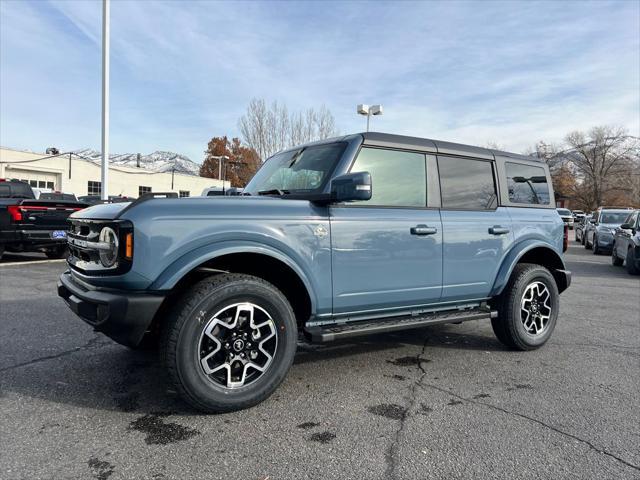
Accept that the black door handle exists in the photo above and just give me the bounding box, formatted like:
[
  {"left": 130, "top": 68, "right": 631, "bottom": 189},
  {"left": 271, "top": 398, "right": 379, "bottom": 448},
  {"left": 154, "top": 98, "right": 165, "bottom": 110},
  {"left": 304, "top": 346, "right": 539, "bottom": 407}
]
[
  {"left": 411, "top": 225, "right": 438, "bottom": 236},
  {"left": 489, "top": 226, "right": 510, "bottom": 235}
]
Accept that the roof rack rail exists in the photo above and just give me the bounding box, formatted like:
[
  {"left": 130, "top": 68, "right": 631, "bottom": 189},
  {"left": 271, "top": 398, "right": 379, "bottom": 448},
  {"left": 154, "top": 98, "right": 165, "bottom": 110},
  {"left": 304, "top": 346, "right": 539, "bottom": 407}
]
[{"left": 116, "top": 192, "right": 178, "bottom": 219}]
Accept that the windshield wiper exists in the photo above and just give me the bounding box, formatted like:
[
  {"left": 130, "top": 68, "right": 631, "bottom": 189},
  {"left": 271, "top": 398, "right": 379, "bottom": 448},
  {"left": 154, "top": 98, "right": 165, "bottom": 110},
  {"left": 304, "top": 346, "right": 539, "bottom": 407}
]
[{"left": 258, "top": 189, "right": 290, "bottom": 196}]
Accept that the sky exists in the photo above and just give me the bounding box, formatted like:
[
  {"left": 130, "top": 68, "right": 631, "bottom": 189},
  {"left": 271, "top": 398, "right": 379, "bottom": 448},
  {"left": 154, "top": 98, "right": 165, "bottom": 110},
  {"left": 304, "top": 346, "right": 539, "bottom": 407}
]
[{"left": 1, "top": 0, "right": 639, "bottom": 163}]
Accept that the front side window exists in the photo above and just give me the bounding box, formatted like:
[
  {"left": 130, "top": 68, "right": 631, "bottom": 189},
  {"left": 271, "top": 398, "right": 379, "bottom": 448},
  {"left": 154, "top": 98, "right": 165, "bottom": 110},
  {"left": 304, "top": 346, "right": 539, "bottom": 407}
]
[
  {"left": 244, "top": 142, "right": 347, "bottom": 195},
  {"left": 349, "top": 147, "right": 426, "bottom": 207},
  {"left": 439, "top": 157, "right": 497, "bottom": 209},
  {"left": 505, "top": 162, "right": 550, "bottom": 205}
]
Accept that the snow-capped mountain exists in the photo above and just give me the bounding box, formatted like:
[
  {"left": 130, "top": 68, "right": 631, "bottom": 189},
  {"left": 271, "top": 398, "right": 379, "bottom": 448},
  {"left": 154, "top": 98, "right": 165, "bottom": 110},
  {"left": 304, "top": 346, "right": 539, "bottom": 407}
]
[{"left": 73, "top": 149, "right": 201, "bottom": 176}]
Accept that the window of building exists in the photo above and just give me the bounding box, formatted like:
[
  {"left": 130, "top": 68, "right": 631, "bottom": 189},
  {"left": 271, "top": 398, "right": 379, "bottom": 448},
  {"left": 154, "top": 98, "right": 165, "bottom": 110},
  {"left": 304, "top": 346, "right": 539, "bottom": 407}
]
[
  {"left": 505, "top": 162, "right": 550, "bottom": 205},
  {"left": 179, "top": 190, "right": 190, "bottom": 198},
  {"left": 139, "top": 186, "right": 152, "bottom": 196},
  {"left": 88, "top": 181, "right": 102, "bottom": 196},
  {"left": 46, "top": 181, "right": 54, "bottom": 190},
  {"left": 438, "top": 157, "right": 497, "bottom": 209},
  {"left": 349, "top": 147, "right": 426, "bottom": 207},
  {"left": 29, "top": 180, "right": 37, "bottom": 187},
  {"left": 38, "top": 180, "right": 46, "bottom": 188}
]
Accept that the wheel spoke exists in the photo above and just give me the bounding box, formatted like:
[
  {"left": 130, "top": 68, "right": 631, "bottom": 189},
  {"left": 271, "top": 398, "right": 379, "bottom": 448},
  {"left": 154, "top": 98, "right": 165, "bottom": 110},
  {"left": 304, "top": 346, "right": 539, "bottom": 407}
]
[{"left": 520, "top": 281, "right": 553, "bottom": 336}]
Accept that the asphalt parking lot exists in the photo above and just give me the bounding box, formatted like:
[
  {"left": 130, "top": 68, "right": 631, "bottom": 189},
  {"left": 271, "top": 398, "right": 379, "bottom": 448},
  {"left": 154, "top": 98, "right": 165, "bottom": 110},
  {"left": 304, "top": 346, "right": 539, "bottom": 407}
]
[{"left": 1, "top": 235, "right": 639, "bottom": 480}]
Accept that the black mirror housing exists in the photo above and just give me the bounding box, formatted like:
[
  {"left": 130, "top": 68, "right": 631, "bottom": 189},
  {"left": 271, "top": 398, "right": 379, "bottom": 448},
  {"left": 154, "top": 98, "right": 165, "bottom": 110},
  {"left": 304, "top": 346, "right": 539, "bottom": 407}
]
[
  {"left": 620, "top": 223, "right": 633, "bottom": 230},
  {"left": 331, "top": 172, "right": 372, "bottom": 202}
]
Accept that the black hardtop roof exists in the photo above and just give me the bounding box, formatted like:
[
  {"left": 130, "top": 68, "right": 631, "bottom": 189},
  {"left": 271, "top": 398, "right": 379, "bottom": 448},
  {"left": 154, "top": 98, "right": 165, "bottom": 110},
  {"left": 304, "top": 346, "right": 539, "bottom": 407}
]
[{"left": 273, "top": 131, "right": 538, "bottom": 163}]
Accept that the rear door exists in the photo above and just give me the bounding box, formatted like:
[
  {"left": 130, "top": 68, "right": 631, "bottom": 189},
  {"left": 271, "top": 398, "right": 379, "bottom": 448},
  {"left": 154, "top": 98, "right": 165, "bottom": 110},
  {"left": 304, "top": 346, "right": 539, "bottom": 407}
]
[
  {"left": 438, "top": 156, "right": 514, "bottom": 301},
  {"left": 330, "top": 147, "right": 443, "bottom": 315}
]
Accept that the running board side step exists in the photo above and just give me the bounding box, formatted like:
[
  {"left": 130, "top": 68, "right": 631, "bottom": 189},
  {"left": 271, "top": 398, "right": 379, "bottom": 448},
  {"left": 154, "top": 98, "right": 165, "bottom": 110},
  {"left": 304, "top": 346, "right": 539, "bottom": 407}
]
[{"left": 304, "top": 309, "right": 498, "bottom": 343}]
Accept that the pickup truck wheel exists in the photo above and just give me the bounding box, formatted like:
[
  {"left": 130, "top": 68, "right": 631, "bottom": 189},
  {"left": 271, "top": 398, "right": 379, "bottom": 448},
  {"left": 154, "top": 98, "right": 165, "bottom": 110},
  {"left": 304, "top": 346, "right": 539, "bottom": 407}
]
[
  {"left": 491, "top": 263, "right": 559, "bottom": 351},
  {"left": 161, "top": 273, "right": 298, "bottom": 413},
  {"left": 626, "top": 248, "right": 640, "bottom": 275},
  {"left": 45, "top": 246, "right": 69, "bottom": 259}
]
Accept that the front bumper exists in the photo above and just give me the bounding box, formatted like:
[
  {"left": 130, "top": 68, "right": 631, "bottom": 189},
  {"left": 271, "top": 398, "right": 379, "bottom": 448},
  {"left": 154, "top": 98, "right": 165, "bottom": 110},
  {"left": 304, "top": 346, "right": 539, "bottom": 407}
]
[
  {"left": 57, "top": 270, "right": 165, "bottom": 347},
  {"left": 596, "top": 233, "right": 614, "bottom": 250}
]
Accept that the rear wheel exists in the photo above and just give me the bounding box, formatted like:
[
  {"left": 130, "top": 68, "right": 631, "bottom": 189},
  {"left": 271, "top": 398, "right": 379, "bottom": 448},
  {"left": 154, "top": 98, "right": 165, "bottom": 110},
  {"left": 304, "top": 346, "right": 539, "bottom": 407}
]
[
  {"left": 161, "top": 273, "right": 298, "bottom": 413},
  {"left": 45, "top": 246, "right": 68, "bottom": 259},
  {"left": 626, "top": 247, "right": 640, "bottom": 275},
  {"left": 612, "top": 244, "right": 623, "bottom": 266},
  {"left": 491, "top": 263, "right": 559, "bottom": 351}
]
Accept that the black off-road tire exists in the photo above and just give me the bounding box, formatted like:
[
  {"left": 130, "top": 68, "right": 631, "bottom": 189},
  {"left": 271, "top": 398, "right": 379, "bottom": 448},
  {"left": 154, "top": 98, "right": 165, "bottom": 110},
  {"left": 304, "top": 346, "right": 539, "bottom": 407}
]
[
  {"left": 611, "top": 244, "right": 624, "bottom": 266},
  {"left": 626, "top": 248, "right": 640, "bottom": 275},
  {"left": 161, "top": 273, "right": 298, "bottom": 413},
  {"left": 45, "top": 246, "right": 69, "bottom": 259},
  {"left": 491, "top": 263, "right": 559, "bottom": 351}
]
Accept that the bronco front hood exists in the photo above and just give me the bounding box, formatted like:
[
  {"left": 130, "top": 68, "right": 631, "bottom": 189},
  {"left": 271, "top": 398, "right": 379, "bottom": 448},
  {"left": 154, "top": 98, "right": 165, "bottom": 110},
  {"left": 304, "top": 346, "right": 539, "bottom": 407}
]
[{"left": 70, "top": 201, "right": 131, "bottom": 220}]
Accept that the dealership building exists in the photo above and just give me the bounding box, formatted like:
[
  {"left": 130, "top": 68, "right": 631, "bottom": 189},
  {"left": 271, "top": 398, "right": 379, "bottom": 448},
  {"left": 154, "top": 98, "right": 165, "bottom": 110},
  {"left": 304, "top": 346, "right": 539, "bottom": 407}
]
[{"left": 0, "top": 147, "right": 226, "bottom": 198}]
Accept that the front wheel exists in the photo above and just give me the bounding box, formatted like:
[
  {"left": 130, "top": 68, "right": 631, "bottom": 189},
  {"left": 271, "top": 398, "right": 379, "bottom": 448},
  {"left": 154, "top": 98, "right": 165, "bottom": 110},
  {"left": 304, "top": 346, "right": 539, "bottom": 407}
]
[
  {"left": 161, "top": 273, "right": 298, "bottom": 413},
  {"left": 592, "top": 237, "right": 600, "bottom": 255},
  {"left": 491, "top": 263, "right": 559, "bottom": 351}
]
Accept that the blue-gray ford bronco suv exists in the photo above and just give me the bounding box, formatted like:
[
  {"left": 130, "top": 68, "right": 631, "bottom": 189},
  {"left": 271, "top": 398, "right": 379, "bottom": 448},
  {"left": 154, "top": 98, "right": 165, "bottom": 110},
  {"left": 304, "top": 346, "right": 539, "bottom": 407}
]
[{"left": 58, "top": 132, "right": 571, "bottom": 412}]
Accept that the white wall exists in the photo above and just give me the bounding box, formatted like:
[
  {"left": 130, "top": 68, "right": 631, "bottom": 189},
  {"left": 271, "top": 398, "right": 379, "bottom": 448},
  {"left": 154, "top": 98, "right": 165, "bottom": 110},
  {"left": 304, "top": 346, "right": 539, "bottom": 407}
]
[{"left": 0, "top": 148, "right": 227, "bottom": 197}]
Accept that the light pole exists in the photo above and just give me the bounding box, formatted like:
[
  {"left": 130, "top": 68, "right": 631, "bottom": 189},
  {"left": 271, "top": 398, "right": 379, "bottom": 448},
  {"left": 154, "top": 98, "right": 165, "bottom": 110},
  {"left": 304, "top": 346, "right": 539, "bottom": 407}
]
[
  {"left": 357, "top": 104, "right": 383, "bottom": 132},
  {"left": 100, "top": 0, "right": 110, "bottom": 201}
]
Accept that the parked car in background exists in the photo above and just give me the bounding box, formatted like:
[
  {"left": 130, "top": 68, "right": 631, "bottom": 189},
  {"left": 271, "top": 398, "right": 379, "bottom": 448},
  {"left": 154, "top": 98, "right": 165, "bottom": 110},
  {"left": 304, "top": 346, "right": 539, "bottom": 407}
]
[
  {"left": 78, "top": 195, "right": 136, "bottom": 206},
  {"left": 612, "top": 209, "right": 640, "bottom": 275},
  {"left": 0, "top": 179, "right": 87, "bottom": 260},
  {"left": 556, "top": 208, "right": 574, "bottom": 230},
  {"left": 59, "top": 132, "right": 571, "bottom": 413},
  {"left": 201, "top": 186, "right": 244, "bottom": 196},
  {"left": 575, "top": 214, "right": 591, "bottom": 243},
  {"left": 572, "top": 210, "right": 585, "bottom": 222},
  {"left": 584, "top": 208, "right": 633, "bottom": 254}
]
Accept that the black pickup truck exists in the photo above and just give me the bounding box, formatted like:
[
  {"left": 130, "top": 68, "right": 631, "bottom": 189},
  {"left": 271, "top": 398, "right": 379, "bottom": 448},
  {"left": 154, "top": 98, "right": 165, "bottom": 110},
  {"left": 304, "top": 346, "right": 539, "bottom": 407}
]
[{"left": 0, "top": 179, "right": 87, "bottom": 260}]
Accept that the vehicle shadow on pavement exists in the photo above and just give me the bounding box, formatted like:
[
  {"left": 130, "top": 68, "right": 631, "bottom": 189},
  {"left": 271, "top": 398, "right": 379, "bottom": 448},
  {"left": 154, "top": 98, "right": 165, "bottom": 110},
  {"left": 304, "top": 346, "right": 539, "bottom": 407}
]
[{"left": 2, "top": 324, "right": 505, "bottom": 415}]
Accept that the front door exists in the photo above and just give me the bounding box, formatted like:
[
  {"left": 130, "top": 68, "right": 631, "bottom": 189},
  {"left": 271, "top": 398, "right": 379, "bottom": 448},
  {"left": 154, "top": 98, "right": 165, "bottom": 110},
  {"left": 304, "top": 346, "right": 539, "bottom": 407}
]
[{"left": 330, "top": 147, "right": 443, "bottom": 315}]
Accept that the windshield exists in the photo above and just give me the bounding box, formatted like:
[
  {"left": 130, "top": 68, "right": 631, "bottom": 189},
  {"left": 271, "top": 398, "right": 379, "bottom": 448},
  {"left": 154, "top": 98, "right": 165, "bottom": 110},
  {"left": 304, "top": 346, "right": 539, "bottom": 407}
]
[
  {"left": 600, "top": 212, "right": 630, "bottom": 224},
  {"left": 557, "top": 209, "right": 571, "bottom": 216},
  {"left": 244, "top": 142, "right": 347, "bottom": 195}
]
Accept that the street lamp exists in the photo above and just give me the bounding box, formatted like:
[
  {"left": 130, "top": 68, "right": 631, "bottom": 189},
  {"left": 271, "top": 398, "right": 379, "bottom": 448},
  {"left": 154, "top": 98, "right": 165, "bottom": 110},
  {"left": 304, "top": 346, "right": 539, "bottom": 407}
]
[{"left": 357, "top": 104, "right": 383, "bottom": 132}]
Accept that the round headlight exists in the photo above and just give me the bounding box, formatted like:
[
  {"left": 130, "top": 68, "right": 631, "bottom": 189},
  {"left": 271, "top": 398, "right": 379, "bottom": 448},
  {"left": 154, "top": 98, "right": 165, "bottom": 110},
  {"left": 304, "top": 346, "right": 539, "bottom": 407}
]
[{"left": 98, "top": 226, "right": 119, "bottom": 267}]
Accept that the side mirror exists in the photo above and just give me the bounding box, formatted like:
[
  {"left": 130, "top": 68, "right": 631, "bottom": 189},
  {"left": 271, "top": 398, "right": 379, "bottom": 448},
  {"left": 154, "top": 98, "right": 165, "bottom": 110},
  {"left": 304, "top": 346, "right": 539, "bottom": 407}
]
[
  {"left": 589, "top": 219, "right": 596, "bottom": 224},
  {"left": 620, "top": 223, "right": 633, "bottom": 230},
  {"left": 331, "top": 172, "right": 372, "bottom": 202}
]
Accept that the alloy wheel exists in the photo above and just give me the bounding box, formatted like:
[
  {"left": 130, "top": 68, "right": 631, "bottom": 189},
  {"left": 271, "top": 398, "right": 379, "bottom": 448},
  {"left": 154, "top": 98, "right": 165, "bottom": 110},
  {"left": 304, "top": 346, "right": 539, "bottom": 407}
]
[
  {"left": 198, "top": 302, "right": 277, "bottom": 389},
  {"left": 520, "top": 281, "right": 552, "bottom": 336}
]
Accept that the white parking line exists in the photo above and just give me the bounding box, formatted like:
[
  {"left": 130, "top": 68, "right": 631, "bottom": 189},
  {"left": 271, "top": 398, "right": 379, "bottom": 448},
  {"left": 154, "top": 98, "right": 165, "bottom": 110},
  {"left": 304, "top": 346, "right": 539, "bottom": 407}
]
[{"left": 0, "top": 259, "right": 66, "bottom": 267}]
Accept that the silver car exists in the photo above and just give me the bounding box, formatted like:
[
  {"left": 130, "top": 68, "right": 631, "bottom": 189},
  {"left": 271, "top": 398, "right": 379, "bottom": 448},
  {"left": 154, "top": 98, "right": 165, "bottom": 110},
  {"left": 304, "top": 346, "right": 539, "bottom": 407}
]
[
  {"left": 556, "top": 208, "right": 574, "bottom": 230},
  {"left": 584, "top": 208, "right": 633, "bottom": 254}
]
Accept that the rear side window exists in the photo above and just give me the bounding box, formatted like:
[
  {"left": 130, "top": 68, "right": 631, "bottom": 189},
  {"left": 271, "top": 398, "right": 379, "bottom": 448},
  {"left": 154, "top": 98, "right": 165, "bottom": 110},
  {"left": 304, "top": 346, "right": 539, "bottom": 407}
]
[
  {"left": 505, "top": 162, "right": 550, "bottom": 205},
  {"left": 349, "top": 147, "right": 426, "bottom": 207},
  {"left": 438, "top": 157, "right": 497, "bottom": 209}
]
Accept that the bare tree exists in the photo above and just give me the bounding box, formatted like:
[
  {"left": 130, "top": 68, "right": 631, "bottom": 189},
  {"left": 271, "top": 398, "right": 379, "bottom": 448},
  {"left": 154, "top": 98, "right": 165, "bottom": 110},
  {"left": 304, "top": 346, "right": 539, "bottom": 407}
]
[
  {"left": 564, "top": 126, "right": 639, "bottom": 209},
  {"left": 238, "top": 98, "right": 340, "bottom": 160}
]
